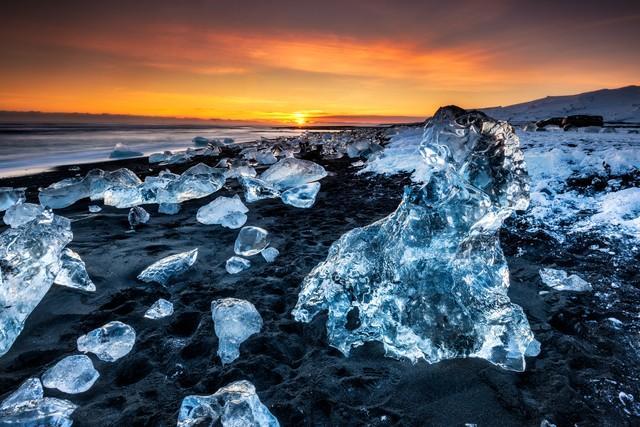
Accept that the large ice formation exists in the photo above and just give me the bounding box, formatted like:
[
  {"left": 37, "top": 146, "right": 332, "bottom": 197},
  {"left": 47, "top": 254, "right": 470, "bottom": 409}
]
[
  {"left": 77, "top": 321, "right": 136, "bottom": 362},
  {"left": 211, "top": 298, "right": 263, "bottom": 364},
  {"left": 0, "top": 187, "right": 26, "bottom": 212},
  {"left": 0, "top": 378, "right": 77, "bottom": 426},
  {"left": 144, "top": 298, "right": 174, "bottom": 319},
  {"left": 54, "top": 248, "right": 96, "bottom": 292},
  {"left": 177, "top": 380, "right": 279, "bottom": 427},
  {"left": 539, "top": 268, "right": 592, "bottom": 292},
  {"left": 41, "top": 355, "right": 99, "bottom": 394},
  {"left": 197, "top": 195, "right": 249, "bottom": 229},
  {"left": 293, "top": 106, "right": 538, "bottom": 371},
  {"left": 137, "top": 249, "right": 198, "bottom": 285},
  {"left": 3, "top": 203, "right": 44, "bottom": 228},
  {"left": 260, "top": 158, "right": 327, "bottom": 190},
  {"left": 0, "top": 211, "right": 73, "bottom": 357}
]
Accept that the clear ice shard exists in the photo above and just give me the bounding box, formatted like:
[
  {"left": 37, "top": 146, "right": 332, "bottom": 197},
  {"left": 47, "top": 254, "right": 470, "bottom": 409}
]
[
  {"left": 54, "top": 248, "right": 96, "bottom": 292},
  {"left": 0, "top": 211, "right": 73, "bottom": 357},
  {"left": 41, "top": 355, "right": 99, "bottom": 394},
  {"left": 3, "top": 203, "right": 44, "bottom": 228},
  {"left": 234, "top": 226, "right": 269, "bottom": 256},
  {"left": 197, "top": 195, "right": 248, "bottom": 229},
  {"left": 155, "top": 163, "right": 225, "bottom": 204},
  {"left": 260, "top": 158, "right": 327, "bottom": 190},
  {"left": 238, "top": 176, "right": 281, "bottom": 203},
  {"left": 137, "top": 249, "right": 198, "bottom": 285},
  {"left": 211, "top": 298, "right": 263, "bottom": 364},
  {"left": 128, "top": 206, "right": 150, "bottom": 227},
  {"left": 90, "top": 168, "right": 142, "bottom": 201},
  {"left": 177, "top": 380, "right": 279, "bottom": 427},
  {"left": 88, "top": 205, "right": 102, "bottom": 213},
  {"left": 261, "top": 247, "right": 280, "bottom": 263},
  {"left": 144, "top": 298, "right": 174, "bottom": 319},
  {"left": 39, "top": 176, "right": 91, "bottom": 209},
  {"left": 280, "top": 182, "right": 321, "bottom": 208},
  {"left": 293, "top": 106, "right": 538, "bottom": 372},
  {"left": 109, "top": 143, "right": 143, "bottom": 159},
  {"left": 539, "top": 268, "right": 592, "bottom": 292},
  {"left": 158, "top": 203, "right": 181, "bottom": 215},
  {"left": 0, "top": 378, "right": 77, "bottom": 427},
  {"left": 77, "top": 321, "right": 136, "bottom": 362},
  {"left": 0, "top": 187, "right": 26, "bottom": 212},
  {"left": 225, "top": 256, "right": 251, "bottom": 274}
]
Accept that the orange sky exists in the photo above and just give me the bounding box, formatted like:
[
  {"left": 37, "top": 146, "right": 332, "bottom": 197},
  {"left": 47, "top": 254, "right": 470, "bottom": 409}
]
[{"left": 1, "top": 1, "right": 639, "bottom": 125}]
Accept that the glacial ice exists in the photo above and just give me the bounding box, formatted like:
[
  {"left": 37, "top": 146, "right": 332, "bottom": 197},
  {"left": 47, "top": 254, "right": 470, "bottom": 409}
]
[
  {"left": 0, "top": 211, "right": 73, "bottom": 357},
  {"left": 261, "top": 247, "right": 280, "bottom": 263},
  {"left": 39, "top": 176, "right": 92, "bottom": 209},
  {"left": 234, "top": 226, "right": 269, "bottom": 256},
  {"left": 177, "top": 380, "right": 279, "bottom": 427},
  {"left": 159, "top": 202, "right": 181, "bottom": 215},
  {"left": 293, "top": 106, "right": 538, "bottom": 371},
  {"left": 539, "top": 268, "right": 593, "bottom": 292},
  {"left": 144, "top": 298, "right": 174, "bottom": 319},
  {"left": 260, "top": 158, "right": 327, "bottom": 190},
  {"left": 281, "top": 182, "right": 321, "bottom": 208},
  {"left": 256, "top": 151, "right": 278, "bottom": 165},
  {"left": 137, "top": 249, "right": 198, "bottom": 285},
  {"left": 197, "top": 195, "right": 248, "bottom": 229},
  {"left": 3, "top": 203, "right": 44, "bottom": 228},
  {"left": 54, "top": 248, "right": 96, "bottom": 292},
  {"left": 193, "top": 136, "right": 210, "bottom": 146},
  {"left": 155, "top": 163, "right": 225, "bottom": 204},
  {"left": 41, "top": 355, "right": 99, "bottom": 394},
  {"left": 0, "top": 187, "right": 26, "bottom": 212},
  {"left": 0, "top": 378, "right": 77, "bottom": 427},
  {"left": 238, "top": 176, "right": 281, "bottom": 203},
  {"left": 77, "top": 321, "right": 136, "bottom": 362},
  {"left": 211, "top": 298, "right": 263, "bottom": 364},
  {"left": 109, "top": 143, "right": 143, "bottom": 159},
  {"left": 227, "top": 163, "right": 257, "bottom": 179},
  {"left": 225, "top": 256, "right": 251, "bottom": 274},
  {"left": 90, "top": 168, "right": 142, "bottom": 201},
  {"left": 128, "top": 206, "right": 150, "bottom": 228},
  {"left": 88, "top": 205, "right": 102, "bottom": 213}
]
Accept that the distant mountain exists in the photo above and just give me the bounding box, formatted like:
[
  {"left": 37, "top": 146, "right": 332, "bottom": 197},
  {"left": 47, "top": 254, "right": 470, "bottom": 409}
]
[{"left": 482, "top": 85, "right": 640, "bottom": 123}]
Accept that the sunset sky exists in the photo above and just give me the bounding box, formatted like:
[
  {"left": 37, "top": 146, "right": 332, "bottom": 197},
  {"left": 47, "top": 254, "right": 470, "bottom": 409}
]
[{"left": 1, "top": 0, "right": 639, "bottom": 125}]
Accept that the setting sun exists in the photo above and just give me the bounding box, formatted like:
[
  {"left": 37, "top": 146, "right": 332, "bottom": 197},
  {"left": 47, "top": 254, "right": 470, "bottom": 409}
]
[{"left": 293, "top": 112, "right": 307, "bottom": 126}]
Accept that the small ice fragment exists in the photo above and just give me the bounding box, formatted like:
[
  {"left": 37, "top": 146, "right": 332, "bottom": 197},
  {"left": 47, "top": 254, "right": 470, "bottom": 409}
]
[
  {"left": 0, "top": 378, "right": 77, "bottom": 426},
  {"left": 77, "top": 321, "right": 136, "bottom": 362},
  {"left": 196, "top": 195, "right": 248, "bottom": 229},
  {"left": 193, "top": 136, "right": 209, "bottom": 146},
  {"left": 525, "top": 339, "right": 541, "bottom": 356},
  {"left": 109, "top": 143, "right": 143, "bottom": 159},
  {"left": 540, "top": 420, "right": 557, "bottom": 427},
  {"left": 137, "top": 249, "right": 198, "bottom": 285},
  {"left": 261, "top": 247, "right": 279, "bottom": 263},
  {"left": 234, "top": 226, "right": 269, "bottom": 256},
  {"left": 256, "top": 151, "right": 278, "bottom": 165},
  {"left": 0, "top": 187, "right": 26, "bottom": 211},
  {"left": 225, "top": 256, "right": 251, "bottom": 274},
  {"left": 89, "top": 205, "right": 102, "bottom": 213},
  {"left": 281, "top": 182, "right": 321, "bottom": 208},
  {"left": 211, "top": 298, "right": 263, "bottom": 364},
  {"left": 158, "top": 203, "right": 181, "bottom": 215},
  {"left": 177, "top": 380, "right": 279, "bottom": 427},
  {"left": 539, "top": 268, "right": 593, "bottom": 292},
  {"left": 41, "top": 355, "right": 99, "bottom": 394},
  {"left": 144, "top": 298, "right": 174, "bottom": 319},
  {"left": 3, "top": 203, "right": 44, "bottom": 228},
  {"left": 223, "top": 138, "right": 234, "bottom": 144},
  {"left": 1, "top": 378, "right": 43, "bottom": 409},
  {"left": 128, "top": 206, "right": 150, "bottom": 228},
  {"left": 54, "top": 248, "right": 96, "bottom": 292},
  {"left": 260, "top": 158, "right": 327, "bottom": 190},
  {"left": 238, "top": 176, "right": 281, "bottom": 203}
]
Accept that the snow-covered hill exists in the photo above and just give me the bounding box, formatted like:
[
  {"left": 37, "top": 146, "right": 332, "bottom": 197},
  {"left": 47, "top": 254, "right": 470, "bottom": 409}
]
[{"left": 482, "top": 86, "right": 640, "bottom": 123}]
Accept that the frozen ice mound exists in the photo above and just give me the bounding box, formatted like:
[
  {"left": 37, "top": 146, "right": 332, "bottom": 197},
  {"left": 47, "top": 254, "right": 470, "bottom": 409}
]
[
  {"left": 260, "top": 158, "right": 327, "bottom": 190},
  {"left": 41, "top": 355, "right": 99, "bottom": 394},
  {"left": 77, "top": 321, "right": 136, "bottom": 362},
  {"left": 293, "top": 106, "right": 538, "bottom": 372},
  {"left": 0, "top": 210, "right": 73, "bottom": 357},
  {"left": 177, "top": 380, "right": 279, "bottom": 427},
  {"left": 137, "top": 249, "right": 198, "bottom": 285},
  {"left": 144, "top": 298, "right": 174, "bottom": 319},
  {"left": 197, "top": 195, "right": 248, "bottom": 229},
  {"left": 128, "top": 206, "right": 150, "bottom": 227},
  {"left": 281, "top": 182, "right": 321, "bottom": 208},
  {"left": 0, "top": 187, "right": 26, "bottom": 212},
  {"left": 54, "top": 248, "right": 96, "bottom": 292},
  {"left": 225, "top": 256, "right": 251, "bottom": 274},
  {"left": 234, "top": 226, "right": 269, "bottom": 256},
  {"left": 211, "top": 298, "right": 263, "bottom": 364},
  {"left": 539, "top": 268, "right": 592, "bottom": 292},
  {"left": 0, "top": 377, "right": 77, "bottom": 426},
  {"left": 109, "top": 143, "right": 143, "bottom": 159},
  {"left": 3, "top": 203, "right": 44, "bottom": 228}
]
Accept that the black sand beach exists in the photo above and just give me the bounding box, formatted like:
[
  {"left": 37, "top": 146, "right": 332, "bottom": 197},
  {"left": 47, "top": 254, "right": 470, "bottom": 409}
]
[{"left": 0, "top": 146, "right": 637, "bottom": 426}]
